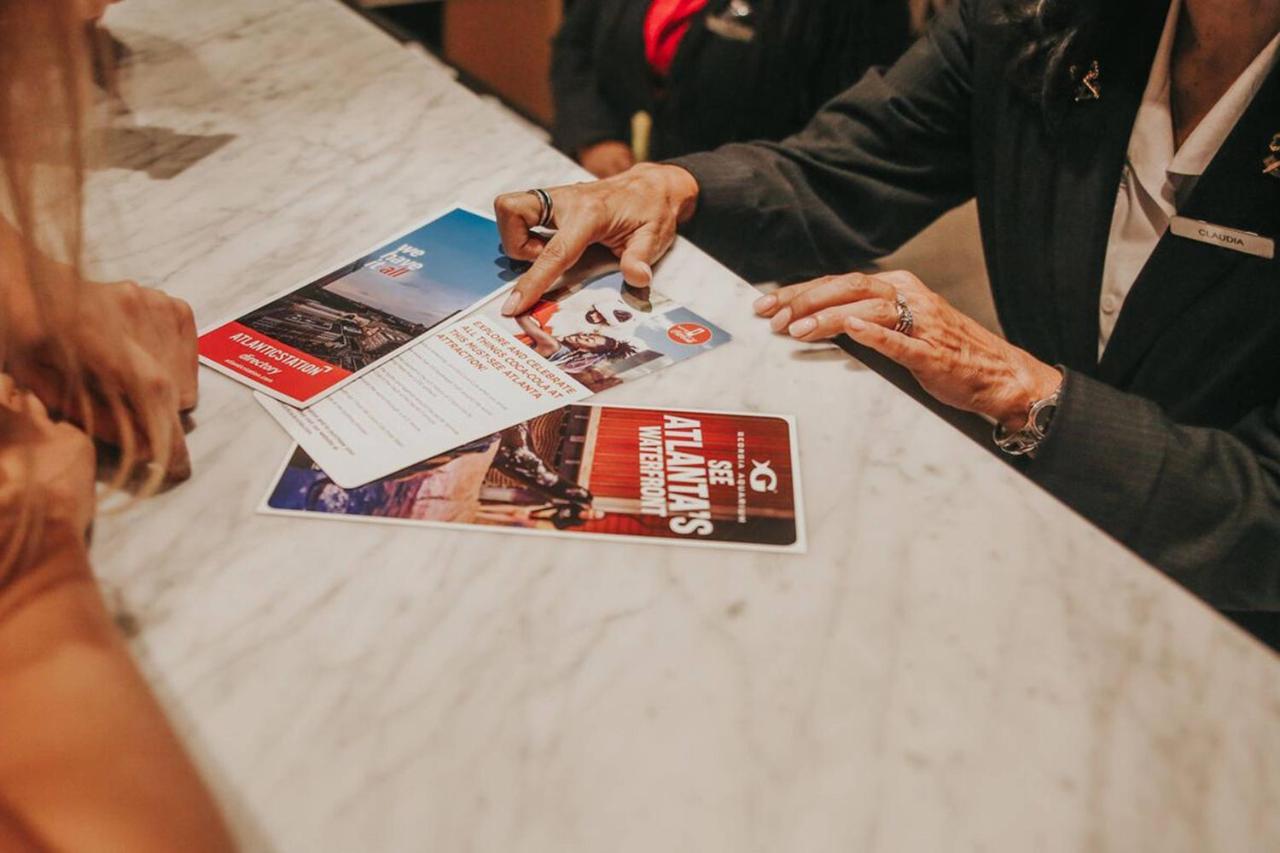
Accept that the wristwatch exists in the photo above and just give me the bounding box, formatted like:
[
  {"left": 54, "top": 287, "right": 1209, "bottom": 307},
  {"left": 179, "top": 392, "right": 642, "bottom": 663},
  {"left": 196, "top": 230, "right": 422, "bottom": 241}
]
[{"left": 993, "top": 376, "right": 1063, "bottom": 457}]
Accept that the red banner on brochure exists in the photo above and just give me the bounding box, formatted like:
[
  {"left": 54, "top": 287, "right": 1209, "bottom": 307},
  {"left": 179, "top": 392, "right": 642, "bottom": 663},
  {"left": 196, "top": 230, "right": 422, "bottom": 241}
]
[{"left": 199, "top": 322, "right": 352, "bottom": 403}]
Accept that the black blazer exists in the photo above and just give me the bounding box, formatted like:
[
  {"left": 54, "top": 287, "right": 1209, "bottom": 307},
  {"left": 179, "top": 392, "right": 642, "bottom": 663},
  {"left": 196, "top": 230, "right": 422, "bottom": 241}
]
[
  {"left": 550, "top": 0, "right": 910, "bottom": 161},
  {"left": 671, "top": 0, "right": 1280, "bottom": 610}
]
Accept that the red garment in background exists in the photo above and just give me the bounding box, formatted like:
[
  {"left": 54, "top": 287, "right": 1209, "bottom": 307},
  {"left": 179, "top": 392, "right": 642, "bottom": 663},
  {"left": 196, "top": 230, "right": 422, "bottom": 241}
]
[{"left": 644, "top": 0, "right": 709, "bottom": 78}]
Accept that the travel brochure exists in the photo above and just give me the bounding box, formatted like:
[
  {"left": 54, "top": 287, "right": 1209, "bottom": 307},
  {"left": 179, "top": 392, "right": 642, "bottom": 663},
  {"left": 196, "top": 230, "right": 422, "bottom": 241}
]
[
  {"left": 260, "top": 404, "right": 804, "bottom": 552},
  {"left": 256, "top": 268, "right": 730, "bottom": 488},
  {"left": 198, "top": 206, "right": 515, "bottom": 407},
  {"left": 198, "top": 204, "right": 804, "bottom": 552}
]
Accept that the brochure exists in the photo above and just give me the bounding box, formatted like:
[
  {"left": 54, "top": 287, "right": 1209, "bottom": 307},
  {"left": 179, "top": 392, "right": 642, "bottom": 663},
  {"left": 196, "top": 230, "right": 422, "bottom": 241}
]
[
  {"left": 481, "top": 269, "right": 728, "bottom": 393},
  {"left": 198, "top": 206, "right": 518, "bottom": 407},
  {"left": 257, "top": 270, "right": 731, "bottom": 488},
  {"left": 256, "top": 314, "right": 590, "bottom": 489},
  {"left": 261, "top": 404, "right": 804, "bottom": 552}
]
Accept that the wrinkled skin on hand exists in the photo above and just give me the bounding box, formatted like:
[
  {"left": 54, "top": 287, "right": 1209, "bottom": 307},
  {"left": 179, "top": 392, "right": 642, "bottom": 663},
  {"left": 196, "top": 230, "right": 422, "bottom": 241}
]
[{"left": 754, "top": 269, "right": 1062, "bottom": 430}]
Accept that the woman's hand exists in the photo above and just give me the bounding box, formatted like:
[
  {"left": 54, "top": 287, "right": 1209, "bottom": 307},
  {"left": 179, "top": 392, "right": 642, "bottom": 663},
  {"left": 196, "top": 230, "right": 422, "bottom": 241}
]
[
  {"left": 493, "top": 162, "right": 700, "bottom": 316},
  {"left": 754, "top": 270, "right": 1062, "bottom": 430},
  {"left": 0, "top": 375, "right": 96, "bottom": 552},
  {"left": 11, "top": 279, "right": 198, "bottom": 483},
  {"left": 577, "top": 141, "right": 636, "bottom": 179}
]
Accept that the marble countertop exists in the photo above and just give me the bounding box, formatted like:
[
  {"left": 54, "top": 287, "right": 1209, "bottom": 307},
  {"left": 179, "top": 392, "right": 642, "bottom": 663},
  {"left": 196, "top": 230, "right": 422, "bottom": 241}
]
[{"left": 83, "top": 1, "right": 1280, "bottom": 850}]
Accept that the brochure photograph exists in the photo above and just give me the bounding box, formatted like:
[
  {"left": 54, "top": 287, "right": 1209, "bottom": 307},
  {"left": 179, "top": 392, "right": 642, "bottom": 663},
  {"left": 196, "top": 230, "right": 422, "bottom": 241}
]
[
  {"left": 261, "top": 404, "right": 804, "bottom": 552},
  {"left": 198, "top": 205, "right": 518, "bottom": 407},
  {"left": 483, "top": 269, "right": 729, "bottom": 393}
]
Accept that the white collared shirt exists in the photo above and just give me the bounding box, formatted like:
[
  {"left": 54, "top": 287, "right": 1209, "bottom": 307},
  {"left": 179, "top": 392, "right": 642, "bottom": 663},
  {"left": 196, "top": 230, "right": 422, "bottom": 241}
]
[{"left": 1097, "top": 0, "right": 1280, "bottom": 358}]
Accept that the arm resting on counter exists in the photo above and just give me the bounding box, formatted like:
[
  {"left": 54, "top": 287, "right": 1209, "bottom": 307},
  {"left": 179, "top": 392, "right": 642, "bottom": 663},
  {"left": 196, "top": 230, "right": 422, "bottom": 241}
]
[
  {"left": 0, "top": 531, "right": 234, "bottom": 852},
  {"left": 550, "top": 0, "right": 630, "bottom": 156},
  {"left": 1030, "top": 370, "right": 1280, "bottom": 611},
  {"left": 668, "top": 0, "right": 977, "bottom": 283}
]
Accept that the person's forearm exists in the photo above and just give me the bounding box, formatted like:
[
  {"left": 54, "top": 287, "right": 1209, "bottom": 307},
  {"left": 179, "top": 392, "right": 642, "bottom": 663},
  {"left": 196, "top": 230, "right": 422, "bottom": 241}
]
[
  {"left": 0, "top": 215, "right": 45, "bottom": 351},
  {"left": 548, "top": 0, "right": 628, "bottom": 154},
  {"left": 666, "top": 0, "right": 977, "bottom": 283},
  {"left": 1029, "top": 371, "right": 1280, "bottom": 609},
  {"left": 0, "top": 531, "right": 235, "bottom": 852},
  {"left": 516, "top": 314, "right": 561, "bottom": 357},
  {"left": 0, "top": 214, "right": 82, "bottom": 353}
]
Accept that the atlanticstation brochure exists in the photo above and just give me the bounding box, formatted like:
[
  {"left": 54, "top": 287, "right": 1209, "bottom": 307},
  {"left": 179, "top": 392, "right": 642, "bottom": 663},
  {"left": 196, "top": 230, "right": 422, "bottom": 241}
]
[
  {"left": 260, "top": 404, "right": 804, "bottom": 552},
  {"left": 198, "top": 206, "right": 516, "bottom": 407},
  {"left": 256, "top": 270, "right": 731, "bottom": 488}
]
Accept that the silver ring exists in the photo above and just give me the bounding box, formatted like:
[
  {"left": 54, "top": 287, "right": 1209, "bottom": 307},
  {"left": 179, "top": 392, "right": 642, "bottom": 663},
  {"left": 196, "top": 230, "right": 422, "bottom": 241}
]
[
  {"left": 527, "top": 188, "right": 553, "bottom": 229},
  {"left": 893, "top": 293, "right": 914, "bottom": 336}
]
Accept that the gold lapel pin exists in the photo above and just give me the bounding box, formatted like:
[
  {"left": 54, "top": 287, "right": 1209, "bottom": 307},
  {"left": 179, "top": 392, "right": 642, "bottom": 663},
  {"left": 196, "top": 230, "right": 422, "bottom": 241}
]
[
  {"left": 1263, "top": 133, "right": 1280, "bottom": 178},
  {"left": 1071, "top": 60, "right": 1102, "bottom": 102}
]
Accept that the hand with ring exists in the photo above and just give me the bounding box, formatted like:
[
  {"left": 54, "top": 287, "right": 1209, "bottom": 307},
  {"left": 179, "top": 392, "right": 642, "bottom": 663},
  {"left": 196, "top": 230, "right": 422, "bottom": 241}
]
[
  {"left": 752, "top": 269, "right": 1062, "bottom": 431},
  {"left": 492, "top": 163, "right": 701, "bottom": 317}
]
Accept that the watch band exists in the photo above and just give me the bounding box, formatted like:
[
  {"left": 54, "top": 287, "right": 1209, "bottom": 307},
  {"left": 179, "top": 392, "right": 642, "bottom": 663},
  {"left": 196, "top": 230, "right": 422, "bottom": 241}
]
[{"left": 993, "top": 373, "right": 1063, "bottom": 457}]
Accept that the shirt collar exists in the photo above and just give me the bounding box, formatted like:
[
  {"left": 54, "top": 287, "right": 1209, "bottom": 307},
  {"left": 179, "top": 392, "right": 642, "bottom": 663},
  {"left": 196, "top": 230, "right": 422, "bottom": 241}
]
[{"left": 1126, "top": 0, "right": 1181, "bottom": 210}]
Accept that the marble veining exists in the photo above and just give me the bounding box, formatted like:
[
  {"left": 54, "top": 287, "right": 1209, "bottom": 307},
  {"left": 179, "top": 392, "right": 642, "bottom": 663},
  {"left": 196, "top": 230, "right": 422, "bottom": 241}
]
[{"left": 81, "top": 1, "right": 1280, "bottom": 851}]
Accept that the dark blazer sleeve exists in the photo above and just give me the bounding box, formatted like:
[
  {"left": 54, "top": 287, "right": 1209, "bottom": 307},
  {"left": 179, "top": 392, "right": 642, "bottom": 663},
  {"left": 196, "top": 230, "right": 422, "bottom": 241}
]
[
  {"left": 1031, "top": 370, "right": 1280, "bottom": 610},
  {"left": 667, "top": 0, "right": 977, "bottom": 283},
  {"left": 551, "top": 1, "right": 631, "bottom": 156}
]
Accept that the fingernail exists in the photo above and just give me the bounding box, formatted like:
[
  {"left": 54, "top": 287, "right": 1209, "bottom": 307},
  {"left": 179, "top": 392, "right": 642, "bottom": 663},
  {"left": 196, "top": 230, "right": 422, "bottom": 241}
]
[
  {"left": 788, "top": 317, "right": 817, "bottom": 337},
  {"left": 845, "top": 317, "right": 867, "bottom": 333},
  {"left": 501, "top": 292, "right": 521, "bottom": 316},
  {"left": 769, "top": 307, "right": 792, "bottom": 332},
  {"left": 753, "top": 294, "right": 777, "bottom": 314},
  {"left": 636, "top": 261, "right": 653, "bottom": 284}
]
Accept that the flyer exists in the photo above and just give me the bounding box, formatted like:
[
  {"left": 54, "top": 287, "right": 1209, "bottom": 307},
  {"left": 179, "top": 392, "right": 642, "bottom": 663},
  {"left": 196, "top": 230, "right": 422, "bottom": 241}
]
[
  {"left": 260, "top": 404, "right": 804, "bottom": 552},
  {"left": 480, "top": 269, "right": 729, "bottom": 393},
  {"left": 256, "top": 314, "right": 591, "bottom": 489},
  {"left": 257, "top": 269, "right": 731, "bottom": 488},
  {"left": 198, "top": 206, "right": 520, "bottom": 407}
]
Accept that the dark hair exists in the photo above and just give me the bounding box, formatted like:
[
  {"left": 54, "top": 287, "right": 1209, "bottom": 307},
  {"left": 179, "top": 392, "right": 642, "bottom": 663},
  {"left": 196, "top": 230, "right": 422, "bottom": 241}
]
[
  {"left": 597, "top": 336, "right": 639, "bottom": 358},
  {"left": 997, "top": 0, "right": 1120, "bottom": 107}
]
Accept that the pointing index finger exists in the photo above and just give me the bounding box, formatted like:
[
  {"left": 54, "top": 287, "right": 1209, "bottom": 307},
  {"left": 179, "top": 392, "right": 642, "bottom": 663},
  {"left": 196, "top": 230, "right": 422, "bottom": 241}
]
[{"left": 503, "top": 220, "right": 597, "bottom": 315}]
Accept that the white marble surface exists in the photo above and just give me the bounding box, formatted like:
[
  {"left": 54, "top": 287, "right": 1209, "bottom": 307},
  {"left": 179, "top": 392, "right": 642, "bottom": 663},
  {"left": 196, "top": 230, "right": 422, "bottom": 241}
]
[{"left": 82, "top": 1, "right": 1280, "bottom": 851}]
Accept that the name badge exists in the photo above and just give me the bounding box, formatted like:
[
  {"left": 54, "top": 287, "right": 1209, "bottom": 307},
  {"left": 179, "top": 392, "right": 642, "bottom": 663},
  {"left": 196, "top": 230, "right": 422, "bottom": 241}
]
[{"left": 1170, "top": 216, "right": 1275, "bottom": 259}]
